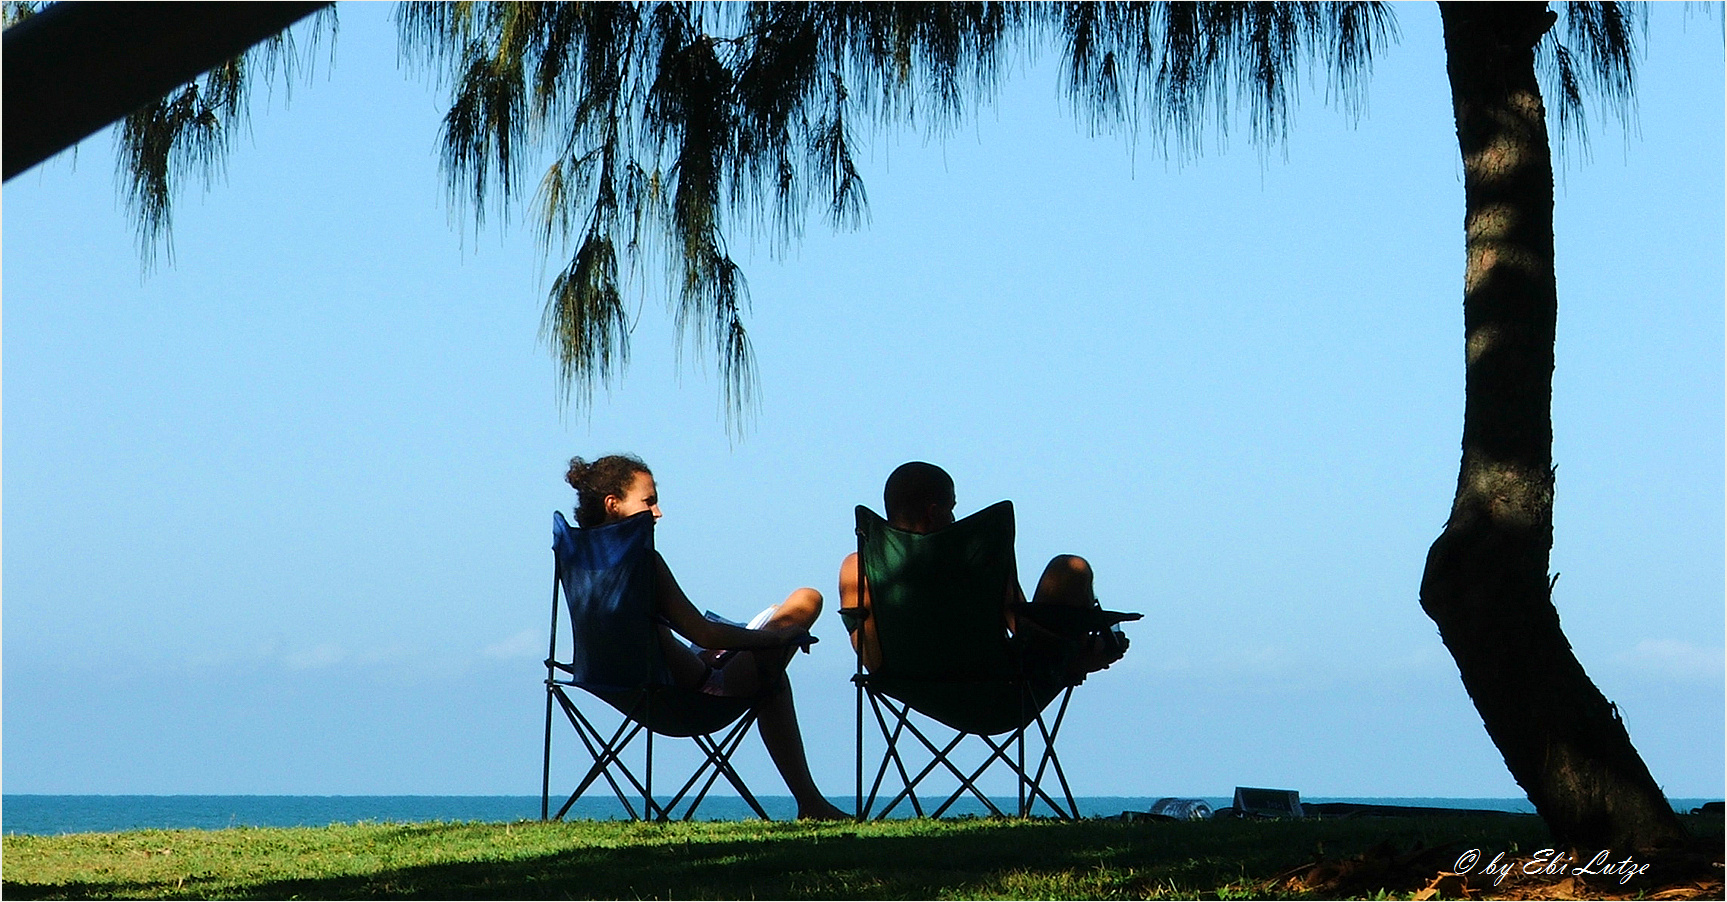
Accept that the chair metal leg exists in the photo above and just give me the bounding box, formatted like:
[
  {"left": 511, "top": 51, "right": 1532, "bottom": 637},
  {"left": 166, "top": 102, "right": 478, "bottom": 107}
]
[
  {"left": 667, "top": 712, "right": 766, "bottom": 820},
  {"left": 547, "top": 685, "right": 775, "bottom": 823},
  {"left": 544, "top": 568, "right": 562, "bottom": 822},
  {"left": 855, "top": 676, "right": 865, "bottom": 820},
  {"left": 866, "top": 691, "right": 956, "bottom": 819},
  {"left": 644, "top": 696, "right": 657, "bottom": 821},
  {"left": 868, "top": 692, "right": 1015, "bottom": 819},
  {"left": 861, "top": 691, "right": 915, "bottom": 817},
  {"left": 928, "top": 730, "right": 1015, "bottom": 819},
  {"left": 863, "top": 689, "right": 939, "bottom": 819},
  {"left": 1025, "top": 688, "right": 1079, "bottom": 819},
  {"left": 854, "top": 680, "right": 1085, "bottom": 821},
  {"left": 542, "top": 683, "right": 556, "bottom": 821},
  {"left": 898, "top": 719, "right": 984, "bottom": 813},
  {"left": 717, "top": 714, "right": 770, "bottom": 819},
  {"left": 705, "top": 713, "right": 770, "bottom": 819},
  {"left": 551, "top": 686, "right": 652, "bottom": 820},
  {"left": 1017, "top": 718, "right": 1027, "bottom": 817}
]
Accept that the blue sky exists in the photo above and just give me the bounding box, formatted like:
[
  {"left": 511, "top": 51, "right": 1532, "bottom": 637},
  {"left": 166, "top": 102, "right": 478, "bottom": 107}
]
[{"left": 4, "top": 3, "right": 1721, "bottom": 802}]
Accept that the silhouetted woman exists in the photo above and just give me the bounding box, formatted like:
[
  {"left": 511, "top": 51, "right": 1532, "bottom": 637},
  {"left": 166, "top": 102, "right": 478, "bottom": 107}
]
[{"left": 565, "top": 454, "right": 846, "bottom": 820}]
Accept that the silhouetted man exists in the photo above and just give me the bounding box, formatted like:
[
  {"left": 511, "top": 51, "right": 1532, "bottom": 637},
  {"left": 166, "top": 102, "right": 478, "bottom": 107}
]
[{"left": 838, "top": 461, "right": 1131, "bottom": 678}]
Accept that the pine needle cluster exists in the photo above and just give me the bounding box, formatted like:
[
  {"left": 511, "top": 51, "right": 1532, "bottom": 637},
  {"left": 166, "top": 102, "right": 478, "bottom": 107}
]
[{"left": 69, "top": 1, "right": 1653, "bottom": 431}]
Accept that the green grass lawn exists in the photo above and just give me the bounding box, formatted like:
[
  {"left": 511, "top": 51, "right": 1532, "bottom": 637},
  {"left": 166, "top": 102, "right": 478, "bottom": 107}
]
[{"left": 3, "top": 814, "right": 1718, "bottom": 900}]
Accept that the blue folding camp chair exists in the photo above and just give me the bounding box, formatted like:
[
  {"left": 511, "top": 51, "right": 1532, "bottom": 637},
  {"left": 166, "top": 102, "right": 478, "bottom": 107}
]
[{"left": 540, "top": 510, "right": 769, "bottom": 821}]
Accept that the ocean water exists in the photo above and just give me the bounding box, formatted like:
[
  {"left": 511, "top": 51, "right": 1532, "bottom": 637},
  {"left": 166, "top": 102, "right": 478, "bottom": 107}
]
[{"left": 6, "top": 794, "right": 1713, "bottom": 836}]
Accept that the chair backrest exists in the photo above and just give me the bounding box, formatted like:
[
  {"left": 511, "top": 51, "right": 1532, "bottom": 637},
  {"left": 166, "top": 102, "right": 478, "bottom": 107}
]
[
  {"left": 855, "top": 500, "right": 1019, "bottom": 682},
  {"left": 553, "top": 510, "right": 673, "bottom": 691}
]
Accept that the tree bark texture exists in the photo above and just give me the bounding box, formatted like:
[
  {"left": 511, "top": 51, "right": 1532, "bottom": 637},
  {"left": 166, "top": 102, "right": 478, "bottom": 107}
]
[{"left": 1421, "top": 2, "right": 1687, "bottom": 852}]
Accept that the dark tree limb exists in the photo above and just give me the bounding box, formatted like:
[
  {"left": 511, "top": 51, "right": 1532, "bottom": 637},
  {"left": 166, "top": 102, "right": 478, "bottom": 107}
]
[{"left": 3, "top": 1, "right": 328, "bottom": 180}]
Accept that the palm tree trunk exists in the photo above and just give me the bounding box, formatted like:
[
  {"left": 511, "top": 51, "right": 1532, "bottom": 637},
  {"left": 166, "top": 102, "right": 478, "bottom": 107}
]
[{"left": 1421, "top": 2, "right": 1687, "bottom": 852}]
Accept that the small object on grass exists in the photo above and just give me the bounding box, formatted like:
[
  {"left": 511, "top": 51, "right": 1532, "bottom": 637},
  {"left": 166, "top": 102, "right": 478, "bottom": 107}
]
[
  {"left": 1148, "top": 798, "right": 1213, "bottom": 821},
  {"left": 1231, "top": 787, "right": 1304, "bottom": 819}
]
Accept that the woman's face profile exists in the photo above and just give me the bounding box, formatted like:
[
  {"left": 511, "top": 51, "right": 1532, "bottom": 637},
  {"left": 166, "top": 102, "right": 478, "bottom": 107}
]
[{"left": 604, "top": 471, "right": 662, "bottom": 523}]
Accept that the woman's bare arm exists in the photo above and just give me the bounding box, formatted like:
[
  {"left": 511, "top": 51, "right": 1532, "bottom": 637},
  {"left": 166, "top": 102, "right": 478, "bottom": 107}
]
[{"left": 652, "top": 552, "right": 802, "bottom": 650}]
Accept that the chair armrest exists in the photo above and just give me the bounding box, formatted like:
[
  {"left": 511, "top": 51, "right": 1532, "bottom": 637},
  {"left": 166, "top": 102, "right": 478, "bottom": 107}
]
[
  {"left": 1012, "top": 603, "right": 1142, "bottom": 637},
  {"left": 837, "top": 606, "right": 869, "bottom": 634}
]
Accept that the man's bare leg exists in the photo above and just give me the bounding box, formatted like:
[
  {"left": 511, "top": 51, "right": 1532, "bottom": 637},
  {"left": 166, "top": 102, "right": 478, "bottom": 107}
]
[
  {"left": 1032, "top": 554, "right": 1096, "bottom": 608},
  {"left": 1030, "top": 554, "right": 1128, "bottom": 675}
]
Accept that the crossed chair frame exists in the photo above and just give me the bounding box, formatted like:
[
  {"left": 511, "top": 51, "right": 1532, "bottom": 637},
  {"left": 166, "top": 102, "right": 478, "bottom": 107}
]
[
  {"left": 853, "top": 673, "right": 1081, "bottom": 820},
  {"left": 540, "top": 570, "right": 770, "bottom": 823}
]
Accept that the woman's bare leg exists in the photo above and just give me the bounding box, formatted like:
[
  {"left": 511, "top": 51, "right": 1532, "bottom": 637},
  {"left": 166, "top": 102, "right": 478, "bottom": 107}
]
[
  {"left": 714, "top": 587, "right": 823, "bottom": 696},
  {"left": 716, "top": 588, "right": 845, "bottom": 819},
  {"left": 760, "top": 586, "right": 822, "bottom": 631},
  {"left": 755, "top": 682, "right": 848, "bottom": 819}
]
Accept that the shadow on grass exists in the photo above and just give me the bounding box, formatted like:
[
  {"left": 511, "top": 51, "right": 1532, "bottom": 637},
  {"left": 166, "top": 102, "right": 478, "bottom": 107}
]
[{"left": 3, "top": 813, "right": 1604, "bottom": 901}]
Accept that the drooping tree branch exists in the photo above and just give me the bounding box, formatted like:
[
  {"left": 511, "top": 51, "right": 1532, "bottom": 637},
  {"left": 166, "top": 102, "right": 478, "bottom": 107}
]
[
  {"left": 398, "top": 2, "right": 1028, "bottom": 430},
  {"left": 1057, "top": 2, "right": 1396, "bottom": 159}
]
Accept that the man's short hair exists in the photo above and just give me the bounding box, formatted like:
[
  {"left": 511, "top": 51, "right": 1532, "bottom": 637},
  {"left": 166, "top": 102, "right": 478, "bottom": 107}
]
[{"left": 884, "top": 461, "right": 954, "bottom": 526}]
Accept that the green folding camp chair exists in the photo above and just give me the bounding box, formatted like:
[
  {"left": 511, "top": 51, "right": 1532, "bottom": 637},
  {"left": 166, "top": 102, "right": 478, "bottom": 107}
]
[{"left": 843, "top": 501, "right": 1135, "bottom": 820}]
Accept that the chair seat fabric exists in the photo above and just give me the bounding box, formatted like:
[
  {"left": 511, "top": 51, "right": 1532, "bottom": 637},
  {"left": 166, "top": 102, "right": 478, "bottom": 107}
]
[
  {"left": 552, "top": 510, "right": 763, "bottom": 736},
  {"left": 584, "top": 685, "right": 756, "bottom": 738}
]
